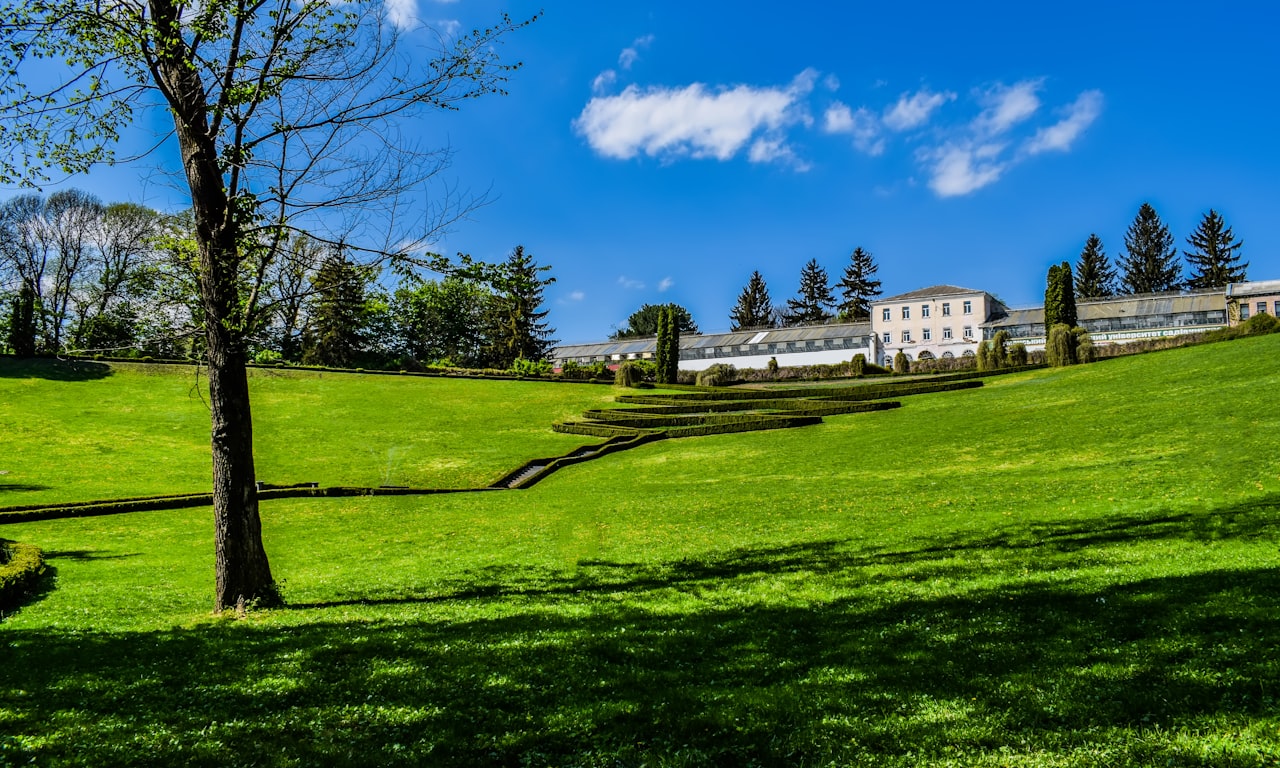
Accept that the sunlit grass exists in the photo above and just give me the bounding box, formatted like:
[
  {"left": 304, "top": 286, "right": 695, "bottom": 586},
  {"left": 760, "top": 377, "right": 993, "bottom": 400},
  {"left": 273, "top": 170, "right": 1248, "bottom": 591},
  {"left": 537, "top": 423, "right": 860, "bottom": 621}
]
[{"left": 2, "top": 336, "right": 1279, "bottom": 766}]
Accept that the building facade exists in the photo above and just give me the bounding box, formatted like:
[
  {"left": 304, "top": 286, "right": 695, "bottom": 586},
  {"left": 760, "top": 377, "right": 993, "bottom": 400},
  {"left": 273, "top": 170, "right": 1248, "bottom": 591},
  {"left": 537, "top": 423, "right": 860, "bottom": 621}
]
[
  {"left": 868, "top": 285, "right": 1007, "bottom": 366},
  {"left": 983, "top": 289, "right": 1228, "bottom": 350},
  {"left": 1226, "top": 280, "right": 1280, "bottom": 324}
]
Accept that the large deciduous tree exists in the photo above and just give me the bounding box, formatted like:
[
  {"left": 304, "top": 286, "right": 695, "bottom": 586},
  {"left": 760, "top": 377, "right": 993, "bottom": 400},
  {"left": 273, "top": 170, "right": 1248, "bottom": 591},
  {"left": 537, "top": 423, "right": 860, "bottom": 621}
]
[
  {"left": 1, "top": 1, "right": 533, "bottom": 610},
  {"left": 835, "top": 247, "right": 882, "bottom": 322},
  {"left": 783, "top": 258, "right": 835, "bottom": 326},
  {"left": 1074, "top": 234, "right": 1116, "bottom": 300},
  {"left": 728, "top": 271, "right": 776, "bottom": 331},
  {"left": 1119, "top": 203, "right": 1182, "bottom": 294},
  {"left": 1184, "top": 209, "right": 1247, "bottom": 289}
]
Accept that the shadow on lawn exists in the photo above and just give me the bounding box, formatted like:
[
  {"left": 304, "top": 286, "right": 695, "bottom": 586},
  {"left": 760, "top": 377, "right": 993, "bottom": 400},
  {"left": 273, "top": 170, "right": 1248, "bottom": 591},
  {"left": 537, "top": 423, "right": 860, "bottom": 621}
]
[
  {"left": 0, "top": 483, "right": 50, "bottom": 493},
  {"left": 2, "top": 500, "right": 1278, "bottom": 766},
  {"left": 0, "top": 357, "right": 111, "bottom": 381}
]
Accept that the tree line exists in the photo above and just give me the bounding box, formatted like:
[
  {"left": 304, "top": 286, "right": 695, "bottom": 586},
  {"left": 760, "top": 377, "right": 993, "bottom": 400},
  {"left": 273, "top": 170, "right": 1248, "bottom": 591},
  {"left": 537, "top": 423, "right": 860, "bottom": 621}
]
[{"left": 1, "top": 191, "right": 556, "bottom": 370}]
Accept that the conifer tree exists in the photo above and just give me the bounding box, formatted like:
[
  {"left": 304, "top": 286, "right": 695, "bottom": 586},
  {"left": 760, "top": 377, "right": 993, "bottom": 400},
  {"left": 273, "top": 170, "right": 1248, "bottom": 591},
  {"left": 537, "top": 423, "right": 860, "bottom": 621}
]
[
  {"left": 1120, "top": 203, "right": 1182, "bottom": 294},
  {"left": 7, "top": 281, "right": 36, "bottom": 357},
  {"left": 1184, "top": 209, "right": 1247, "bottom": 289},
  {"left": 655, "top": 306, "right": 670, "bottom": 384},
  {"left": 489, "top": 245, "right": 556, "bottom": 366},
  {"left": 835, "top": 247, "right": 883, "bottom": 321},
  {"left": 664, "top": 306, "right": 680, "bottom": 384},
  {"left": 783, "top": 258, "right": 835, "bottom": 326},
  {"left": 302, "top": 251, "right": 372, "bottom": 368},
  {"left": 1074, "top": 234, "right": 1117, "bottom": 299},
  {"left": 729, "top": 271, "right": 777, "bottom": 331}
]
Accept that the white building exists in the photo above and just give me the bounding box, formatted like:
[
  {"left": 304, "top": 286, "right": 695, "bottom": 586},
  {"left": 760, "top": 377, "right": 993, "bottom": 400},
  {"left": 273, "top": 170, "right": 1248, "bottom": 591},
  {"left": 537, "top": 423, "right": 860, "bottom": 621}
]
[{"left": 868, "top": 285, "right": 1007, "bottom": 366}]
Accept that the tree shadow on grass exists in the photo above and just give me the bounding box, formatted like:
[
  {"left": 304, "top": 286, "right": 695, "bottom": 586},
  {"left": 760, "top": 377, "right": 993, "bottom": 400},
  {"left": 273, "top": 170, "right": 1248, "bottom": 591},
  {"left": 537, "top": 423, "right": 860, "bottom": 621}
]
[
  {"left": 0, "top": 483, "right": 49, "bottom": 493},
  {"left": 2, "top": 498, "right": 1278, "bottom": 766},
  {"left": 0, "top": 356, "right": 111, "bottom": 381}
]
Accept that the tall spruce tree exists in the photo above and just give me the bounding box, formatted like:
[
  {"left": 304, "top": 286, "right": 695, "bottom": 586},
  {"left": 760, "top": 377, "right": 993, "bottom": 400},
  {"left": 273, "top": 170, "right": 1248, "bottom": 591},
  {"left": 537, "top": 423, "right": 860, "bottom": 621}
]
[
  {"left": 1120, "top": 203, "right": 1182, "bottom": 294},
  {"left": 835, "top": 247, "right": 883, "bottom": 321},
  {"left": 1074, "top": 234, "right": 1117, "bottom": 299},
  {"left": 783, "top": 258, "right": 835, "bottom": 326},
  {"left": 1184, "top": 209, "right": 1247, "bottom": 289},
  {"left": 489, "top": 245, "right": 556, "bottom": 366},
  {"left": 729, "top": 271, "right": 777, "bottom": 330},
  {"left": 302, "top": 251, "right": 372, "bottom": 368}
]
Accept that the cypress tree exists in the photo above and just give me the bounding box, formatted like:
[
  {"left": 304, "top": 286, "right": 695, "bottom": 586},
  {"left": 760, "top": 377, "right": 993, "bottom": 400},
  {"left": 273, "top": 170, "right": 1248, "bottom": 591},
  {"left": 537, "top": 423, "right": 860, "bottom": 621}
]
[
  {"left": 655, "top": 307, "right": 669, "bottom": 383},
  {"left": 992, "top": 330, "right": 1011, "bottom": 368},
  {"left": 835, "top": 247, "right": 883, "bottom": 321},
  {"left": 1184, "top": 209, "right": 1247, "bottom": 289},
  {"left": 7, "top": 281, "right": 37, "bottom": 357},
  {"left": 1074, "top": 234, "right": 1116, "bottom": 299},
  {"left": 783, "top": 259, "right": 835, "bottom": 326},
  {"left": 1120, "top": 203, "right": 1182, "bottom": 294},
  {"left": 729, "top": 271, "right": 777, "bottom": 331},
  {"left": 1058, "top": 261, "right": 1077, "bottom": 328},
  {"left": 1044, "top": 264, "right": 1063, "bottom": 330},
  {"left": 665, "top": 306, "right": 680, "bottom": 384}
]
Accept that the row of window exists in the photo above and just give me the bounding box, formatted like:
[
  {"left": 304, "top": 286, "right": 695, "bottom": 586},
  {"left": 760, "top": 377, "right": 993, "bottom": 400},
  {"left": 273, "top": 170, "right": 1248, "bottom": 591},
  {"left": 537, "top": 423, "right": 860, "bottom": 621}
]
[
  {"left": 882, "top": 327, "right": 974, "bottom": 344},
  {"left": 1239, "top": 300, "right": 1280, "bottom": 320},
  {"left": 882, "top": 300, "right": 972, "bottom": 322}
]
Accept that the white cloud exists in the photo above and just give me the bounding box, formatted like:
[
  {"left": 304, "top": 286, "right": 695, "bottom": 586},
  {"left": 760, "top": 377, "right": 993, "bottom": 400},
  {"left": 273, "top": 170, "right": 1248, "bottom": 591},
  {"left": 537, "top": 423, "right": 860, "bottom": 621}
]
[
  {"left": 568, "top": 290, "right": 585, "bottom": 301},
  {"left": 574, "top": 70, "right": 816, "bottom": 166},
  {"left": 883, "top": 88, "right": 954, "bottom": 131},
  {"left": 592, "top": 69, "right": 617, "bottom": 94},
  {"left": 973, "top": 80, "right": 1042, "bottom": 137},
  {"left": 823, "top": 73, "right": 841, "bottom": 92},
  {"left": 385, "top": 0, "right": 419, "bottom": 30},
  {"left": 925, "top": 143, "right": 1007, "bottom": 197},
  {"left": 657, "top": 277, "right": 673, "bottom": 292},
  {"left": 618, "top": 276, "right": 645, "bottom": 290},
  {"left": 1024, "top": 89, "right": 1103, "bottom": 155},
  {"left": 823, "top": 102, "right": 884, "bottom": 156},
  {"left": 618, "top": 34, "right": 654, "bottom": 70}
]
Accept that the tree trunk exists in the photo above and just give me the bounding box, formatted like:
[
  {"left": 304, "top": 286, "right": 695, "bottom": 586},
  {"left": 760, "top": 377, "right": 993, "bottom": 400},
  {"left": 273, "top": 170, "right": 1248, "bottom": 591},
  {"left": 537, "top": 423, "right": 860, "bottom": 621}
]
[{"left": 207, "top": 325, "right": 277, "bottom": 611}]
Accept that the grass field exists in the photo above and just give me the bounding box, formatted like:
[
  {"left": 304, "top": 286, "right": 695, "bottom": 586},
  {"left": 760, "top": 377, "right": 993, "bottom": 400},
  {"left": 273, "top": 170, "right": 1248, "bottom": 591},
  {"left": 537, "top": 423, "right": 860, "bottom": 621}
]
[{"left": 2, "top": 337, "right": 1279, "bottom": 766}]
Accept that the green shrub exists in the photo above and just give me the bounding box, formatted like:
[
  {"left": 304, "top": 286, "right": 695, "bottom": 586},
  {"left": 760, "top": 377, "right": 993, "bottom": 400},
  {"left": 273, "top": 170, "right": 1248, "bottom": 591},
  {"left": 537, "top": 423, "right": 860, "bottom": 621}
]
[
  {"left": 893, "top": 351, "right": 909, "bottom": 374},
  {"left": 850, "top": 353, "right": 866, "bottom": 377},
  {"left": 0, "top": 539, "right": 46, "bottom": 609},
  {"left": 1073, "top": 328, "right": 1095, "bottom": 364},
  {"left": 992, "top": 330, "right": 1010, "bottom": 368},
  {"left": 767, "top": 356, "right": 779, "bottom": 374},
  {"left": 509, "top": 358, "right": 553, "bottom": 377},
  {"left": 1008, "top": 343, "right": 1028, "bottom": 367},
  {"left": 695, "top": 363, "right": 736, "bottom": 387},
  {"left": 253, "top": 349, "right": 283, "bottom": 364},
  {"left": 1241, "top": 312, "right": 1280, "bottom": 336},
  {"left": 1046, "top": 323, "right": 1076, "bottom": 367},
  {"left": 614, "top": 361, "right": 643, "bottom": 387}
]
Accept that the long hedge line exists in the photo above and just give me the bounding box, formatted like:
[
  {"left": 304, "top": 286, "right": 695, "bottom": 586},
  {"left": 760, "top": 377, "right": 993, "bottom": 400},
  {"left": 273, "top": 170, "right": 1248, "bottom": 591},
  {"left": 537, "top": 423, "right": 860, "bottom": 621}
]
[
  {"left": 0, "top": 539, "right": 46, "bottom": 610},
  {"left": 617, "top": 378, "right": 983, "bottom": 403}
]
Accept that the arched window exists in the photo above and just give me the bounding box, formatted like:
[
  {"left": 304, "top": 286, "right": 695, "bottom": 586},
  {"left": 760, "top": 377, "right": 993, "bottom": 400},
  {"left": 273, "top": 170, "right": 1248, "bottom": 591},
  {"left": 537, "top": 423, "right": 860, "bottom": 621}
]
[{"left": 917, "top": 350, "right": 935, "bottom": 361}]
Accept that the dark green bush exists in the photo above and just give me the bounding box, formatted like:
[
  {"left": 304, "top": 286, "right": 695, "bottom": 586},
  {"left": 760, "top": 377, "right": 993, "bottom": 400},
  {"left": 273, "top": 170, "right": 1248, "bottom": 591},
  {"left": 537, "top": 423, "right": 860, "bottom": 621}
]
[
  {"left": 767, "top": 356, "right": 779, "bottom": 374},
  {"left": 1008, "top": 343, "right": 1028, "bottom": 367},
  {"left": 992, "top": 330, "right": 1011, "bottom": 368},
  {"left": 893, "top": 351, "right": 909, "bottom": 374},
  {"left": 850, "top": 353, "right": 865, "bottom": 377},
  {"left": 1046, "top": 323, "right": 1076, "bottom": 367}
]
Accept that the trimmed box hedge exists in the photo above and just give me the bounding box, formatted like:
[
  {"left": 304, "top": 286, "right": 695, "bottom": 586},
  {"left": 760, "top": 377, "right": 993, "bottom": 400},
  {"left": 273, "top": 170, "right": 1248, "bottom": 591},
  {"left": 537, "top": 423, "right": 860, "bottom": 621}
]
[{"left": 0, "top": 539, "right": 46, "bottom": 610}]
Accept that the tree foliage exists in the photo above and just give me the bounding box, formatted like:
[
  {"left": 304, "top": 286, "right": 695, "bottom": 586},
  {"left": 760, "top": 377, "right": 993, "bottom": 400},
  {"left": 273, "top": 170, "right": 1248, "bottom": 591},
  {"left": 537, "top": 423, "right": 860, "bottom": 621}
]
[
  {"left": 1074, "top": 234, "right": 1116, "bottom": 299},
  {"left": 1184, "top": 209, "right": 1247, "bottom": 289},
  {"left": 301, "top": 250, "right": 373, "bottom": 368},
  {"left": 487, "top": 246, "right": 556, "bottom": 367},
  {"left": 783, "top": 258, "right": 835, "bottom": 327},
  {"left": 1044, "top": 261, "right": 1077, "bottom": 330},
  {"left": 1120, "top": 203, "right": 1182, "bottom": 294},
  {"left": 0, "top": 0, "right": 535, "bottom": 610},
  {"left": 612, "top": 303, "right": 698, "bottom": 339},
  {"left": 1045, "top": 323, "right": 1077, "bottom": 367},
  {"left": 835, "top": 247, "right": 882, "bottom": 322},
  {"left": 729, "top": 271, "right": 776, "bottom": 331}
]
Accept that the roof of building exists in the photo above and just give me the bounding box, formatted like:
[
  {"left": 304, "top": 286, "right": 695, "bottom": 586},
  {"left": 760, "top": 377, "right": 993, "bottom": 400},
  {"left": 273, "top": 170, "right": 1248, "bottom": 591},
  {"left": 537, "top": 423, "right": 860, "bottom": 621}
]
[
  {"left": 1226, "top": 279, "right": 1280, "bottom": 298},
  {"left": 875, "top": 285, "right": 989, "bottom": 303},
  {"left": 984, "top": 289, "right": 1226, "bottom": 328},
  {"left": 553, "top": 321, "right": 874, "bottom": 358}
]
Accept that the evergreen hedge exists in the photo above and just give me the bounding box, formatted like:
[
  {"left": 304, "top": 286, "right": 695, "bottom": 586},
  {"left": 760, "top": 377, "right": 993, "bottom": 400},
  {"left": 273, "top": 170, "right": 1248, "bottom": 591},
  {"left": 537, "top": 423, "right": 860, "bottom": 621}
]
[{"left": 0, "top": 539, "right": 46, "bottom": 609}]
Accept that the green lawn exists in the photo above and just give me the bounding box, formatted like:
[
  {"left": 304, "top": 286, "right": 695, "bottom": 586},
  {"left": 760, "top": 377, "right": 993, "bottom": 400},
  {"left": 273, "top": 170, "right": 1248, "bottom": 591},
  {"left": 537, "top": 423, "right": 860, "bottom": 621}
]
[{"left": 2, "top": 338, "right": 1278, "bottom": 766}]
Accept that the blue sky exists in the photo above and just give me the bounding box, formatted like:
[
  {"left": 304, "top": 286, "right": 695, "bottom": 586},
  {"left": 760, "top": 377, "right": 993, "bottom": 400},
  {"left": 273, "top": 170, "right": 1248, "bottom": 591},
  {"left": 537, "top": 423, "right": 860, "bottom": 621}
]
[{"left": 11, "top": 1, "right": 1280, "bottom": 344}]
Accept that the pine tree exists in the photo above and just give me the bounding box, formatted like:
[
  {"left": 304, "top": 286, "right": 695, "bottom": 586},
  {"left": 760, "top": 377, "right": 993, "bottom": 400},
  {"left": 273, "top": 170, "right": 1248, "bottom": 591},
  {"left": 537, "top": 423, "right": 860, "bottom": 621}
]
[
  {"left": 835, "top": 247, "right": 882, "bottom": 321},
  {"left": 1120, "top": 203, "right": 1182, "bottom": 294},
  {"left": 1184, "top": 209, "right": 1247, "bottom": 289},
  {"left": 489, "top": 245, "right": 556, "bottom": 367},
  {"left": 783, "top": 258, "right": 835, "bottom": 326},
  {"left": 729, "top": 271, "right": 777, "bottom": 331},
  {"left": 302, "top": 251, "right": 371, "bottom": 368},
  {"left": 1074, "top": 234, "right": 1117, "bottom": 299}
]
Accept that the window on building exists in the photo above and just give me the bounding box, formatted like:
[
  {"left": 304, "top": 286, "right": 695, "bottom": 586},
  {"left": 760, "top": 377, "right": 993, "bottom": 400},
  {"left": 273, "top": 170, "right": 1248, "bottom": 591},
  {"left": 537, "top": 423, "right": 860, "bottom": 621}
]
[
  {"left": 902, "top": 330, "right": 911, "bottom": 343},
  {"left": 1259, "top": 301, "right": 1268, "bottom": 315},
  {"left": 882, "top": 332, "right": 891, "bottom": 344},
  {"left": 943, "top": 327, "right": 953, "bottom": 340},
  {"left": 1275, "top": 301, "right": 1280, "bottom": 316},
  {"left": 923, "top": 328, "right": 932, "bottom": 341},
  {"left": 921, "top": 305, "right": 930, "bottom": 318},
  {"left": 902, "top": 306, "right": 910, "bottom": 320},
  {"left": 882, "top": 307, "right": 891, "bottom": 321},
  {"left": 963, "top": 300, "right": 973, "bottom": 314},
  {"left": 1241, "top": 305, "right": 1250, "bottom": 320},
  {"left": 942, "top": 302, "right": 951, "bottom": 316},
  {"left": 963, "top": 326, "right": 973, "bottom": 338}
]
